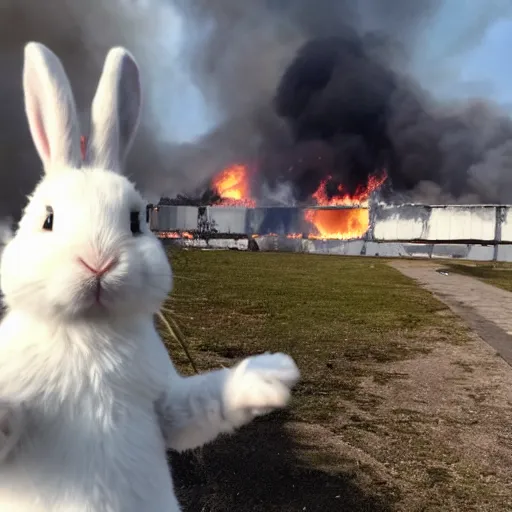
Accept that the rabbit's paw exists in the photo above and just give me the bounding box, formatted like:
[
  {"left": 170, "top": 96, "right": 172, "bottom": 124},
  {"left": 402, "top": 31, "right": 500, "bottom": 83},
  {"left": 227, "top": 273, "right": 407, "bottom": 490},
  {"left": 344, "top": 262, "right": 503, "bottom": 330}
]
[
  {"left": 223, "top": 353, "right": 300, "bottom": 426},
  {"left": 0, "top": 403, "right": 24, "bottom": 461}
]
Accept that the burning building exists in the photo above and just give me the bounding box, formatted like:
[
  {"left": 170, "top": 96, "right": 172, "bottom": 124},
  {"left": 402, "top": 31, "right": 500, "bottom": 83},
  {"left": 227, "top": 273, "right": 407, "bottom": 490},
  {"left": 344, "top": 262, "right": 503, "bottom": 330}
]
[
  {"left": 0, "top": 0, "right": 511, "bottom": 264},
  {"left": 206, "top": 163, "right": 387, "bottom": 239},
  {"left": 152, "top": 161, "right": 512, "bottom": 262},
  {"left": 149, "top": 4, "right": 512, "bottom": 262}
]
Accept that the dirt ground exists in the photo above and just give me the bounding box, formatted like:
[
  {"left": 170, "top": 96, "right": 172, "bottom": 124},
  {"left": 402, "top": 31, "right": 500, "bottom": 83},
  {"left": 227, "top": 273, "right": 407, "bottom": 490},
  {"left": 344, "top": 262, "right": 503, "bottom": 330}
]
[
  {"left": 391, "top": 259, "right": 512, "bottom": 365},
  {"left": 382, "top": 259, "right": 512, "bottom": 510},
  {"left": 172, "top": 324, "right": 512, "bottom": 511}
]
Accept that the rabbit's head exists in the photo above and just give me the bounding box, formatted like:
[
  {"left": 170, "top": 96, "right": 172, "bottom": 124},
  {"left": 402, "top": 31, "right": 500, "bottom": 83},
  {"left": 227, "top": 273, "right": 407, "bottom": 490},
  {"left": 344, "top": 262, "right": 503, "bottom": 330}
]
[{"left": 0, "top": 42, "right": 172, "bottom": 322}]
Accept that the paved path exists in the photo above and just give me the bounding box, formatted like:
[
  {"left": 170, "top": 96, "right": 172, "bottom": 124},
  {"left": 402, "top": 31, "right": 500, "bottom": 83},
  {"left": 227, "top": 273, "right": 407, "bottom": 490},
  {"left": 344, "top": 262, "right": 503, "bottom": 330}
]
[{"left": 390, "top": 260, "right": 512, "bottom": 366}]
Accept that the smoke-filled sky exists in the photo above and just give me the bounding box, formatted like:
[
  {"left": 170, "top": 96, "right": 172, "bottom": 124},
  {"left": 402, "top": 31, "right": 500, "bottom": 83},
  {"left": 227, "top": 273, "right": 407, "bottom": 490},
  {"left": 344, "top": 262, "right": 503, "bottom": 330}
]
[
  {"left": 0, "top": 0, "right": 511, "bottom": 220},
  {"left": 169, "top": 0, "right": 512, "bottom": 204},
  {"left": 415, "top": 5, "right": 512, "bottom": 105},
  {"left": 172, "top": 2, "right": 512, "bottom": 141}
]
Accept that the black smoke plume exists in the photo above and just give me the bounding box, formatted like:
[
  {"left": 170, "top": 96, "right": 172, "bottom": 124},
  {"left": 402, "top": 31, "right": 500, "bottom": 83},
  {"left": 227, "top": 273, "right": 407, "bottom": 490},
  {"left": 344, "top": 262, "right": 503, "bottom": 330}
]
[
  {"left": 0, "top": 0, "right": 511, "bottom": 219},
  {"left": 274, "top": 34, "right": 512, "bottom": 203},
  {"left": 172, "top": 0, "right": 512, "bottom": 205},
  {"left": 0, "top": 0, "right": 196, "bottom": 221}
]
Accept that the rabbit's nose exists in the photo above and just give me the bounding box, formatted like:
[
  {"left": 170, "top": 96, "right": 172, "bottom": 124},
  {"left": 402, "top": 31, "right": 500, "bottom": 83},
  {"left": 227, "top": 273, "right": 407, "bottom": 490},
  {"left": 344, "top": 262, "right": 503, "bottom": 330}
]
[{"left": 78, "top": 257, "right": 118, "bottom": 277}]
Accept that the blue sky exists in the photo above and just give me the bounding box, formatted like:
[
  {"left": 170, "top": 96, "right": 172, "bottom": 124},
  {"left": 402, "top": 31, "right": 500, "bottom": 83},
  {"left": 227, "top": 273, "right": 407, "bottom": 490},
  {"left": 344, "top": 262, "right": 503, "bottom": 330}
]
[
  {"left": 414, "top": 2, "right": 512, "bottom": 105},
  {"left": 460, "top": 19, "right": 512, "bottom": 104},
  {"left": 167, "top": 3, "right": 512, "bottom": 143}
]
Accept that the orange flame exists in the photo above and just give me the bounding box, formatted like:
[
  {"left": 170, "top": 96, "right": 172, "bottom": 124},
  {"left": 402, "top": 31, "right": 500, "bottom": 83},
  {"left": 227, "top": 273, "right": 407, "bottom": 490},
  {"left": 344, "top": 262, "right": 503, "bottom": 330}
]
[
  {"left": 305, "top": 209, "right": 370, "bottom": 240},
  {"left": 212, "top": 164, "right": 256, "bottom": 207},
  {"left": 253, "top": 233, "right": 303, "bottom": 239},
  {"left": 158, "top": 231, "right": 193, "bottom": 239},
  {"left": 310, "top": 172, "right": 387, "bottom": 207},
  {"left": 209, "top": 164, "right": 387, "bottom": 239},
  {"left": 305, "top": 171, "right": 387, "bottom": 239}
]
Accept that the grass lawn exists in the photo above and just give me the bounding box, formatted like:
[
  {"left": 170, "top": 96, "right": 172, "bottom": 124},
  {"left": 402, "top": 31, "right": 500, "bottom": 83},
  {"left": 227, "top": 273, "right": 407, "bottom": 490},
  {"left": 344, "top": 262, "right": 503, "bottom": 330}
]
[
  {"left": 158, "top": 249, "right": 512, "bottom": 511},
  {"left": 443, "top": 261, "right": 512, "bottom": 292}
]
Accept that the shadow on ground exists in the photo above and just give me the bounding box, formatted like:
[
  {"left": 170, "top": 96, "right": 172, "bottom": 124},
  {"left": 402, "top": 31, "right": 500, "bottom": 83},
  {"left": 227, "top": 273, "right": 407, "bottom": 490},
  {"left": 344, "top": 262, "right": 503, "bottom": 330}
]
[{"left": 169, "top": 413, "right": 398, "bottom": 512}]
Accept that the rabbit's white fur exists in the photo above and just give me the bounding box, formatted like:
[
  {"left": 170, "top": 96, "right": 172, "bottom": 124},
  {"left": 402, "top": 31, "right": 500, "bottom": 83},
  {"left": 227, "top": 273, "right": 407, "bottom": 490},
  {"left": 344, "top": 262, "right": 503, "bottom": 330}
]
[{"left": 0, "top": 42, "right": 300, "bottom": 511}]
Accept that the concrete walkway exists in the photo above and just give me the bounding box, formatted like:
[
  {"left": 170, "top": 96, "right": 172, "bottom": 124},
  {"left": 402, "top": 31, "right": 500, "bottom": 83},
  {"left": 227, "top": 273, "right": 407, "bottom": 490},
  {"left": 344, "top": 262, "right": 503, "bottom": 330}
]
[{"left": 390, "top": 260, "right": 512, "bottom": 366}]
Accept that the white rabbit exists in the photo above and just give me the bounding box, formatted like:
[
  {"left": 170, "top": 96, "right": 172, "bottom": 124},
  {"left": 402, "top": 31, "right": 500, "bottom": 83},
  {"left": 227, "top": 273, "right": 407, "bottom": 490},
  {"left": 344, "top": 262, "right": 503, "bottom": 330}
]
[{"left": 0, "top": 42, "right": 300, "bottom": 511}]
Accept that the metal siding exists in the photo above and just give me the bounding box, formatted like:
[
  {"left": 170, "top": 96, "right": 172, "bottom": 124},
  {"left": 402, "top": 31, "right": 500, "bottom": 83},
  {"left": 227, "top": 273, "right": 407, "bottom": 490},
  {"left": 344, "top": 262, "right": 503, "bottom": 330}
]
[
  {"left": 160, "top": 234, "right": 512, "bottom": 262},
  {"left": 154, "top": 204, "right": 505, "bottom": 244},
  {"left": 374, "top": 205, "right": 496, "bottom": 241},
  {"left": 207, "top": 207, "right": 247, "bottom": 234},
  {"left": 178, "top": 206, "right": 201, "bottom": 230},
  {"left": 153, "top": 206, "right": 198, "bottom": 231},
  {"left": 499, "top": 207, "right": 512, "bottom": 242},
  {"left": 373, "top": 205, "right": 430, "bottom": 241},
  {"left": 496, "top": 245, "right": 512, "bottom": 262},
  {"left": 427, "top": 206, "right": 495, "bottom": 241},
  {"left": 246, "top": 207, "right": 304, "bottom": 235}
]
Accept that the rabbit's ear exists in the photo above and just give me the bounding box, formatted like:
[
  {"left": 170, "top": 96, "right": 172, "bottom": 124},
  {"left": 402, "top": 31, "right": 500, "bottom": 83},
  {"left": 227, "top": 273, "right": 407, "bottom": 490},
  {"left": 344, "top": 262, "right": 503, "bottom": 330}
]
[
  {"left": 85, "top": 47, "right": 141, "bottom": 174},
  {"left": 23, "top": 42, "right": 82, "bottom": 172}
]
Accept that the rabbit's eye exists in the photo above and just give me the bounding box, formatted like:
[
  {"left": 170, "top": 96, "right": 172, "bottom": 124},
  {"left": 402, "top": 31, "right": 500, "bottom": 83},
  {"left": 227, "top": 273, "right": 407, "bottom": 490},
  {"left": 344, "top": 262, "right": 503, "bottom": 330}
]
[
  {"left": 130, "top": 211, "right": 141, "bottom": 235},
  {"left": 43, "top": 206, "right": 53, "bottom": 231}
]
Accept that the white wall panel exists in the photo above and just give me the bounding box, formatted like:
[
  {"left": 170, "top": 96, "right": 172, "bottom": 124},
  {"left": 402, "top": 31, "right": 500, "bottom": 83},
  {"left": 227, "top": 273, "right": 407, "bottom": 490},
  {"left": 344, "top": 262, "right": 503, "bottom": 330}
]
[
  {"left": 374, "top": 205, "right": 496, "bottom": 241},
  {"left": 207, "top": 207, "right": 247, "bottom": 234}
]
